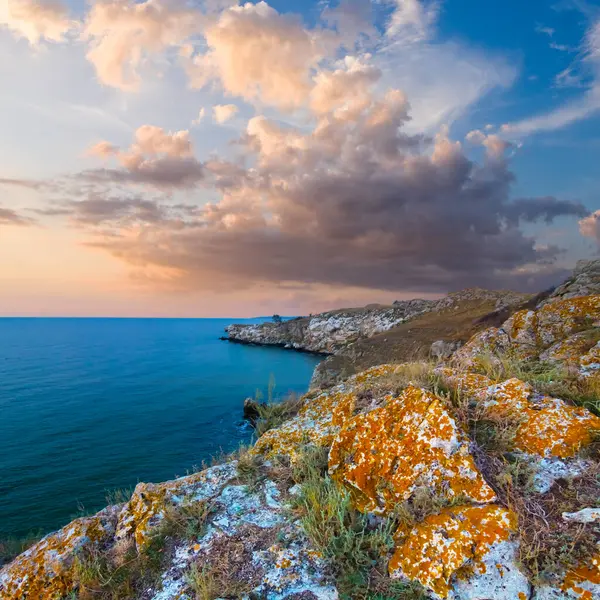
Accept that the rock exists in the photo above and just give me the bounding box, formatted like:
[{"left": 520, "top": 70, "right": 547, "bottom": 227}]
[
  {"left": 430, "top": 340, "right": 461, "bottom": 361},
  {"left": 243, "top": 397, "right": 264, "bottom": 425},
  {"left": 451, "top": 296, "right": 600, "bottom": 379},
  {"left": 0, "top": 506, "right": 120, "bottom": 600},
  {"left": 225, "top": 301, "right": 436, "bottom": 354},
  {"left": 254, "top": 364, "right": 398, "bottom": 462},
  {"left": 451, "top": 327, "right": 511, "bottom": 369},
  {"left": 545, "top": 259, "right": 600, "bottom": 303},
  {"left": 116, "top": 463, "right": 238, "bottom": 549},
  {"left": 532, "top": 551, "right": 600, "bottom": 600},
  {"left": 328, "top": 386, "right": 496, "bottom": 514},
  {"left": 437, "top": 368, "right": 600, "bottom": 491},
  {"left": 388, "top": 504, "right": 525, "bottom": 599},
  {"left": 562, "top": 508, "right": 600, "bottom": 523}
]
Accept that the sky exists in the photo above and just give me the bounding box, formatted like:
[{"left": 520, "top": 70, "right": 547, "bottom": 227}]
[{"left": 0, "top": 0, "right": 600, "bottom": 317}]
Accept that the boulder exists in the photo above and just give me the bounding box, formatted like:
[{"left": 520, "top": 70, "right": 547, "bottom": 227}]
[
  {"left": 388, "top": 504, "right": 526, "bottom": 599},
  {"left": 0, "top": 506, "right": 120, "bottom": 600},
  {"left": 328, "top": 386, "right": 496, "bottom": 514}
]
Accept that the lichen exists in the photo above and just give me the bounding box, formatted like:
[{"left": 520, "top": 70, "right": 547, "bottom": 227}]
[
  {"left": 439, "top": 369, "right": 600, "bottom": 459},
  {"left": 388, "top": 504, "right": 516, "bottom": 598},
  {"left": 328, "top": 386, "right": 496, "bottom": 514},
  {"left": 252, "top": 364, "right": 399, "bottom": 462},
  {"left": 0, "top": 507, "right": 118, "bottom": 600},
  {"left": 561, "top": 551, "right": 600, "bottom": 600}
]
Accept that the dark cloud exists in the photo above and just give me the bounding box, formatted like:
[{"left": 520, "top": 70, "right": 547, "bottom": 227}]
[
  {"left": 77, "top": 156, "right": 206, "bottom": 190},
  {"left": 34, "top": 194, "right": 197, "bottom": 228},
  {"left": 505, "top": 196, "right": 589, "bottom": 224},
  {"left": 0, "top": 207, "right": 34, "bottom": 226}
]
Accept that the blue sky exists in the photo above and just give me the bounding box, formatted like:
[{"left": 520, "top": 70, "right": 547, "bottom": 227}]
[{"left": 0, "top": 0, "right": 599, "bottom": 316}]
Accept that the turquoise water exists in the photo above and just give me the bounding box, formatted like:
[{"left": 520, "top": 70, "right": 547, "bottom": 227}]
[{"left": 0, "top": 318, "right": 321, "bottom": 538}]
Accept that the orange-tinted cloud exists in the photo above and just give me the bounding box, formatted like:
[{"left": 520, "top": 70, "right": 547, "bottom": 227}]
[{"left": 0, "top": 0, "right": 74, "bottom": 43}]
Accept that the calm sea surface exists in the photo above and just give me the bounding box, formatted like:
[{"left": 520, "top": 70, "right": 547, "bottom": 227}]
[{"left": 0, "top": 318, "right": 321, "bottom": 538}]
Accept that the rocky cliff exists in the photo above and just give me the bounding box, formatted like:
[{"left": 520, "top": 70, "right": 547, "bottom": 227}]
[
  {"left": 224, "top": 289, "right": 532, "bottom": 372},
  {"left": 2, "top": 262, "right": 600, "bottom": 600}
]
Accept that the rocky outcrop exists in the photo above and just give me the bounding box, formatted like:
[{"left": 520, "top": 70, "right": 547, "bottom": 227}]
[
  {"left": 3, "top": 262, "right": 600, "bottom": 600},
  {"left": 225, "top": 299, "right": 437, "bottom": 354},
  {"left": 545, "top": 259, "right": 600, "bottom": 303}
]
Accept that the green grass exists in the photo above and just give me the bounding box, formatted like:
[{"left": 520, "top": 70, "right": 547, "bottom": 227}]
[
  {"left": 255, "top": 392, "right": 304, "bottom": 436},
  {"left": 289, "top": 446, "right": 427, "bottom": 600},
  {"left": 105, "top": 486, "right": 135, "bottom": 506}
]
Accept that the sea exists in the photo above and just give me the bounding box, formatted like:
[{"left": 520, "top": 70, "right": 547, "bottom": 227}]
[{"left": 0, "top": 318, "right": 322, "bottom": 538}]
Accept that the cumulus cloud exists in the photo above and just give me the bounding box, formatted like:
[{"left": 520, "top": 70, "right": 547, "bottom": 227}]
[
  {"left": 213, "top": 103, "right": 238, "bottom": 123},
  {"left": 82, "top": 0, "right": 204, "bottom": 90},
  {"left": 580, "top": 210, "right": 600, "bottom": 244},
  {"left": 0, "top": 0, "right": 74, "bottom": 43},
  {"left": 82, "top": 125, "right": 204, "bottom": 189},
  {"left": 183, "top": 1, "right": 334, "bottom": 110},
  {"left": 62, "top": 86, "right": 586, "bottom": 295}
]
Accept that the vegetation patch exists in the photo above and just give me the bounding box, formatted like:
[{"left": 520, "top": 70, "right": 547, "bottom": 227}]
[{"left": 289, "top": 446, "right": 427, "bottom": 600}]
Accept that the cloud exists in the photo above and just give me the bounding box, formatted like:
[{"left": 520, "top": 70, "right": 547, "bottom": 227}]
[
  {"left": 213, "top": 103, "right": 238, "bottom": 123},
  {"left": 0, "top": 176, "right": 45, "bottom": 189},
  {"left": 579, "top": 209, "right": 600, "bottom": 243},
  {"left": 0, "top": 206, "right": 33, "bottom": 225},
  {"left": 35, "top": 193, "right": 195, "bottom": 227},
  {"left": 67, "top": 87, "right": 585, "bottom": 295},
  {"left": 183, "top": 1, "right": 334, "bottom": 111},
  {"left": 82, "top": 0, "right": 204, "bottom": 90},
  {"left": 81, "top": 125, "right": 204, "bottom": 189},
  {"left": 385, "top": 0, "right": 439, "bottom": 43},
  {"left": 504, "top": 18, "right": 600, "bottom": 135},
  {"left": 505, "top": 196, "right": 589, "bottom": 225},
  {"left": 0, "top": 0, "right": 74, "bottom": 43},
  {"left": 192, "top": 107, "right": 206, "bottom": 126}
]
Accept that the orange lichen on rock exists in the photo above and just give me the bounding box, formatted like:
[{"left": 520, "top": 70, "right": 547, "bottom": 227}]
[
  {"left": 116, "top": 482, "right": 169, "bottom": 549},
  {"left": 252, "top": 365, "right": 402, "bottom": 462},
  {"left": 561, "top": 551, "right": 600, "bottom": 600},
  {"left": 436, "top": 367, "right": 494, "bottom": 401},
  {"left": 388, "top": 504, "right": 516, "bottom": 598},
  {"left": 439, "top": 369, "right": 600, "bottom": 459},
  {"left": 502, "top": 309, "right": 539, "bottom": 358},
  {"left": 536, "top": 295, "right": 600, "bottom": 347},
  {"left": 116, "top": 463, "right": 236, "bottom": 549},
  {"left": 252, "top": 389, "right": 357, "bottom": 461},
  {"left": 351, "top": 363, "right": 399, "bottom": 385},
  {"left": 579, "top": 340, "right": 600, "bottom": 378},
  {"left": 328, "top": 386, "right": 496, "bottom": 514},
  {"left": 0, "top": 507, "right": 118, "bottom": 600},
  {"left": 514, "top": 397, "right": 600, "bottom": 459},
  {"left": 540, "top": 333, "right": 598, "bottom": 366},
  {"left": 451, "top": 328, "right": 510, "bottom": 369}
]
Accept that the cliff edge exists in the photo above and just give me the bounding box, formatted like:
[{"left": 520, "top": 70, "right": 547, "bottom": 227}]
[{"left": 2, "top": 261, "right": 600, "bottom": 600}]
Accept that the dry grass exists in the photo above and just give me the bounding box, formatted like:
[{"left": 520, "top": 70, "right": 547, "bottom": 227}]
[
  {"left": 472, "top": 445, "right": 600, "bottom": 586},
  {"left": 73, "top": 532, "right": 167, "bottom": 599},
  {"left": 184, "top": 524, "right": 274, "bottom": 600}
]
